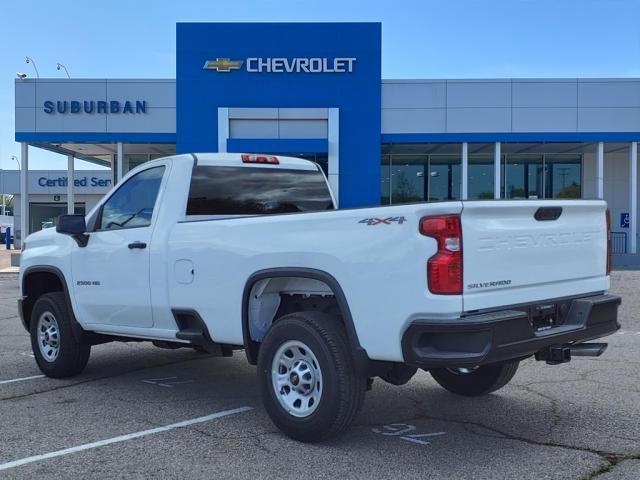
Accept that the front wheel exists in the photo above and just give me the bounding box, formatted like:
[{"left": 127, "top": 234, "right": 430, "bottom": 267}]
[
  {"left": 429, "top": 361, "right": 519, "bottom": 396},
  {"left": 257, "top": 311, "right": 366, "bottom": 442},
  {"left": 30, "top": 292, "right": 91, "bottom": 378}
]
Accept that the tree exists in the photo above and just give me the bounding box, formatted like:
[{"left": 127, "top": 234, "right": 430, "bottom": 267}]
[
  {"left": 0, "top": 195, "right": 13, "bottom": 215},
  {"left": 393, "top": 171, "right": 422, "bottom": 203},
  {"left": 556, "top": 183, "right": 581, "bottom": 199}
]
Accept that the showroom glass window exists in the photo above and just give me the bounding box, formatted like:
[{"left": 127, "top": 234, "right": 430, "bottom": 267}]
[
  {"left": 545, "top": 155, "right": 581, "bottom": 198},
  {"left": 99, "top": 166, "right": 165, "bottom": 230},
  {"left": 467, "top": 154, "right": 494, "bottom": 200},
  {"left": 503, "top": 153, "right": 581, "bottom": 200},
  {"left": 381, "top": 143, "right": 582, "bottom": 204},
  {"left": 381, "top": 144, "right": 461, "bottom": 204},
  {"left": 503, "top": 154, "right": 544, "bottom": 199}
]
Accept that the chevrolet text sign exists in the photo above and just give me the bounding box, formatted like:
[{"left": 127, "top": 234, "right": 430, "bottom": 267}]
[{"left": 204, "top": 57, "right": 356, "bottom": 73}]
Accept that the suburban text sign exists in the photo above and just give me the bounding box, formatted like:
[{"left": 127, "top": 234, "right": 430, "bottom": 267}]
[{"left": 43, "top": 100, "right": 147, "bottom": 115}]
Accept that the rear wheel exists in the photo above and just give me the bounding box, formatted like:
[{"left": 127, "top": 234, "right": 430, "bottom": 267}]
[
  {"left": 30, "top": 292, "right": 90, "bottom": 378},
  {"left": 429, "top": 361, "right": 519, "bottom": 396},
  {"left": 257, "top": 311, "right": 366, "bottom": 442}
]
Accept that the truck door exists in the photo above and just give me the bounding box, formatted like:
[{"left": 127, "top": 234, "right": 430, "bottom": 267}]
[{"left": 70, "top": 164, "right": 167, "bottom": 328}]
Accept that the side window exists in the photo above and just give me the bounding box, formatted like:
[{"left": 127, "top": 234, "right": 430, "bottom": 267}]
[{"left": 98, "top": 166, "right": 165, "bottom": 230}]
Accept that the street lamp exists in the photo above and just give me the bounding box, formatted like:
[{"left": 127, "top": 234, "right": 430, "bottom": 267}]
[
  {"left": 25, "top": 56, "right": 39, "bottom": 78},
  {"left": 56, "top": 63, "right": 70, "bottom": 78},
  {"left": 11, "top": 156, "right": 20, "bottom": 169}
]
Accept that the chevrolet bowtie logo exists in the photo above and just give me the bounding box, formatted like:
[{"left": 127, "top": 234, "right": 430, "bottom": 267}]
[{"left": 203, "top": 58, "right": 244, "bottom": 72}]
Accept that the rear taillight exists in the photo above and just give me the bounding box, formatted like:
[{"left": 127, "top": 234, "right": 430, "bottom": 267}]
[
  {"left": 420, "top": 215, "right": 463, "bottom": 295},
  {"left": 241, "top": 154, "right": 279, "bottom": 165},
  {"left": 606, "top": 209, "right": 611, "bottom": 275}
]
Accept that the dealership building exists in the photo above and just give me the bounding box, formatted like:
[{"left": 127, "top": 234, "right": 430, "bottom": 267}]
[
  {"left": 13, "top": 22, "right": 640, "bottom": 253},
  {"left": 0, "top": 170, "right": 111, "bottom": 233}
]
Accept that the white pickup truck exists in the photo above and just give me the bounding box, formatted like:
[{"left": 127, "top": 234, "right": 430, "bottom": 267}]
[{"left": 19, "top": 153, "right": 620, "bottom": 441}]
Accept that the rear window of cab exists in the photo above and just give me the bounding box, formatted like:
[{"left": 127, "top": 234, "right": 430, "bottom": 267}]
[{"left": 186, "top": 165, "right": 334, "bottom": 215}]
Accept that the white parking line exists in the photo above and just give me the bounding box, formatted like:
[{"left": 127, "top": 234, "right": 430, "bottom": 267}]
[
  {"left": 0, "top": 374, "right": 45, "bottom": 385},
  {"left": 0, "top": 406, "right": 252, "bottom": 471}
]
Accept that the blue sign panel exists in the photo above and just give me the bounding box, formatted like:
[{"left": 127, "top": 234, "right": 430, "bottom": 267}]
[
  {"left": 176, "top": 22, "right": 382, "bottom": 207},
  {"left": 621, "top": 212, "right": 629, "bottom": 228}
]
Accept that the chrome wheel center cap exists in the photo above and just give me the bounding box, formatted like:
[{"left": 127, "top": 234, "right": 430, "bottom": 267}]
[{"left": 290, "top": 361, "right": 315, "bottom": 393}]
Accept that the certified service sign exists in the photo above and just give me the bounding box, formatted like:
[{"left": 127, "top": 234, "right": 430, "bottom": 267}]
[{"left": 204, "top": 57, "right": 356, "bottom": 73}]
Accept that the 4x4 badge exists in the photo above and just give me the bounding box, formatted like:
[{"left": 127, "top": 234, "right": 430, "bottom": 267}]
[{"left": 359, "top": 216, "right": 407, "bottom": 226}]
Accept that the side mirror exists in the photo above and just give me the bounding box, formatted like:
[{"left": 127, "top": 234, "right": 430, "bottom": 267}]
[{"left": 56, "top": 214, "right": 86, "bottom": 235}]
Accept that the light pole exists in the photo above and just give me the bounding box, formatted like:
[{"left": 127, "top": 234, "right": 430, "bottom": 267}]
[
  {"left": 11, "top": 156, "right": 20, "bottom": 169},
  {"left": 56, "top": 63, "right": 70, "bottom": 78},
  {"left": 25, "top": 57, "right": 39, "bottom": 78}
]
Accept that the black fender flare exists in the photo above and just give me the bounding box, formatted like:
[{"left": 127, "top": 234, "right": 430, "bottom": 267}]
[
  {"left": 241, "top": 267, "right": 370, "bottom": 369},
  {"left": 22, "top": 265, "right": 72, "bottom": 300},
  {"left": 21, "top": 265, "right": 85, "bottom": 342}
]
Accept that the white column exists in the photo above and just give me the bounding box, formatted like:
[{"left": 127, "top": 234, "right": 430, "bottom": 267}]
[
  {"left": 20, "top": 143, "right": 28, "bottom": 249},
  {"left": 218, "top": 107, "right": 229, "bottom": 153},
  {"left": 597, "top": 142, "right": 604, "bottom": 199},
  {"left": 328, "top": 108, "right": 340, "bottom": 207},
  {"left": 494, "top": 142, "right": 501, "bottom": 199},
  {"left": 461, "top": 142, "right": 468, "bottom": 200},
  {"left": 630, "top": 142, "right": 638, "bottom": 254},
  {"left": 1, "top": 170, "right": 5, "bottom": 215},
  {"left": 67, "top": 155, "right": 75, "bottom": 214},
  {"left": 116, "top": 142, "right": 124, "bottom": 184}
]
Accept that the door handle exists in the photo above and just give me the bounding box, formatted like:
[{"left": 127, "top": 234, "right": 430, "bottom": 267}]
[{"left": 128, "top": 241, "right": 147, "bottom": 249}]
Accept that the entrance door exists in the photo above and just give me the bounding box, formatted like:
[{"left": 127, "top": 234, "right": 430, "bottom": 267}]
[
  {"left": 30, "top": 203, "right": 85, "bottom": 233},
  {"left": 70, "top": 165, "right": 166, "bottom": 329}
]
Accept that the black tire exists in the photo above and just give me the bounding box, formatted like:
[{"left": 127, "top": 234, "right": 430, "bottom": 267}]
[
  {"left": 379, "top": 363, "right": 418, "bottom": 386},
  {"left": 257, "top": 311, "right": 366, "bottom": 442},
  {"left": 30, "top": 292, "right": 90, "bottom": 378},
  {"left": 429, "top": 361, "right": 519, "bottom": 397}
]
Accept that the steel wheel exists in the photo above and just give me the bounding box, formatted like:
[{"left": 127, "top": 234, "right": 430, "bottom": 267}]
[
  {"left": 36, "top": 311, "right": 60, "bottom": 362},
  {"left": 271, "top": 340, "right": 323, "bottom": 418}
]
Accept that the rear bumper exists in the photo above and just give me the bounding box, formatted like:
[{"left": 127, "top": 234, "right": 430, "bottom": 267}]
[{"left": 402, "top": 293, "right": 621, "bottom": 368}]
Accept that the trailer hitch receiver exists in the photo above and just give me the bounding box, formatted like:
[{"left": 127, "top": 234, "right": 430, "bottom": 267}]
[{"left": 535, "top": 343, "right": 608, "bottom": 365}]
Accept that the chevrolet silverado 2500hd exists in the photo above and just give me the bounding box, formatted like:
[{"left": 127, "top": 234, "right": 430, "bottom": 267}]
[{"left": 18, "top": 153, "right": 621, "bottom": 441}]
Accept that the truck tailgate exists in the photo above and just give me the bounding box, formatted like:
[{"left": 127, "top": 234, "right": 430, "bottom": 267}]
[{"left": 461, "top": 200, "right": 609, "bottom": 312}]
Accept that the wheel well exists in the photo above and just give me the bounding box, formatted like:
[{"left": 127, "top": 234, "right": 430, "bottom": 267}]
[
  {"left": 243, "top": 272, "right": 363, "bottom": 366},
  {"left": 22, "top": 271, "right": 65, "bottom": 329},
  {"left": 247, "top": 276, "right": 339, "bottom": 341}
]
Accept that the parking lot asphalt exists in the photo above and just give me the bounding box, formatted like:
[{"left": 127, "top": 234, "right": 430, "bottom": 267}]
[{"left": 0, "top": 272, "right": 639, "bottom": 479}]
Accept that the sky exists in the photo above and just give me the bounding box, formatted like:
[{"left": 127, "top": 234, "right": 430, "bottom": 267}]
[{"left": 1, "top": 0, "right": 638, "bottom": 171}]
